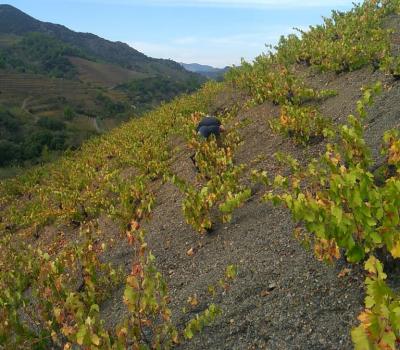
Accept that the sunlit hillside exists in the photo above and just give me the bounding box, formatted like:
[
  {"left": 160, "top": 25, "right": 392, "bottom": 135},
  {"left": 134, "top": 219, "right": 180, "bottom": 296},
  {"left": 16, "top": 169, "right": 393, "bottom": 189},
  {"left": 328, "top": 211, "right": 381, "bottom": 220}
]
[
  {"left": 1, "top": 1, "right": 400, "bottom": 349},
  {"left": 0, "top": 5, "right": 204, "bottom": 174}
]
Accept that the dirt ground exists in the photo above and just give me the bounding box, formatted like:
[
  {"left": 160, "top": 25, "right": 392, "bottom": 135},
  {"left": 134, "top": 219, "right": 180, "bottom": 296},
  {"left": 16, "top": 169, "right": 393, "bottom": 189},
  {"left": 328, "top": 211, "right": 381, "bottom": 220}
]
[{"left": 96, "top": 60, "right": 400, "bottom": 350}]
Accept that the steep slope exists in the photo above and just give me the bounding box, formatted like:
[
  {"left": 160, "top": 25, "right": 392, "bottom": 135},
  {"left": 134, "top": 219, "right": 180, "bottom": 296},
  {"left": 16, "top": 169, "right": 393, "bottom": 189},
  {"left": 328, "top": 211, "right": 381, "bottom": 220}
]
[
  {"left": 95, "top": 62, "right": 399, "bottom": 350},
  {"left": 0, "top": 2, "right": 400, "bottom": 350},
  {"left": 158, "top": 66, "right": 399, "bottom": 350}
]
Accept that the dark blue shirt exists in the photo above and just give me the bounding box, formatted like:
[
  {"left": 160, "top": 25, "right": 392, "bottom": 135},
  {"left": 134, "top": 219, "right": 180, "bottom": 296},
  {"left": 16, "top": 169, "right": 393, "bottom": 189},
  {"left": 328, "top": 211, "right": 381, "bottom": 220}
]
[
  {"left": 198, "top": 125, "right": 221, "bottom": 138},
  {"left": 196, "top": 116, "right": 221, "bottom": 139},
  {"left": 196, "top": 116, "right": 221, "bottom": 131}
]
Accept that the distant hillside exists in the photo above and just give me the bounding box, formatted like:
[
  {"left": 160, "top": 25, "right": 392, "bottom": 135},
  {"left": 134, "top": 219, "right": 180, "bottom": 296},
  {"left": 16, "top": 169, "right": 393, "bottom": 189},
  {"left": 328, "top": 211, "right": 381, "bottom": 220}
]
[
  {"left": 0, "top": 4, "right": 195, "bottom": 77},
  {"left": 0, "top": 4, "right": 205, "bottom": 173},
  {"left": 181, "top": 62, "right": 230, "bottom": 80}
]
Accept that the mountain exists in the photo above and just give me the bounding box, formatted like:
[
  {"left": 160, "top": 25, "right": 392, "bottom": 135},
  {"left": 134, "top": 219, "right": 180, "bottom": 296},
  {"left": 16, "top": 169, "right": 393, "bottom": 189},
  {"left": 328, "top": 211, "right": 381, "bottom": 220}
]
[
  {"left": 0, "top": 5, "right": 205, "bottom": 173},
  {"left": 181, "top": 63, "right": 223, "bottom": 73},
  {"left": 181, "top": 62, "right": 230, "bottom": 80},
  {"left": 0, "top": 4, "right": 194, "bottom": 76}
]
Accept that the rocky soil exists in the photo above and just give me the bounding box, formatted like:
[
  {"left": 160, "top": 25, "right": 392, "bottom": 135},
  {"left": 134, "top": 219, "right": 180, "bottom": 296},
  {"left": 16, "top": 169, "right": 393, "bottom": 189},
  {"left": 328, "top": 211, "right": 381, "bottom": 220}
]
[{"left": 99, "top": 63, "right": 400, "bottom": 349}]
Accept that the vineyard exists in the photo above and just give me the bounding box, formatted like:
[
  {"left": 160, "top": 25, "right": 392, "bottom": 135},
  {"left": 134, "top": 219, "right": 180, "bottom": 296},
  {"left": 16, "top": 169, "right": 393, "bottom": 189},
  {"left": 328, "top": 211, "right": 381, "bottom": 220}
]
[
  {"left": 0, "top": 73, "right": 97, "bottom": 99},
  {"left": 0, "top": 10, "right": 205, "bottom": 169},
  {"left": 0, "top": 72, "right": 130, "bottom": 109},
  {"left": 68, "top": 57, "right": 149, "bottom": 88},
  {"left": 1, "top": 0, "right": 400, "bottom": 349}
]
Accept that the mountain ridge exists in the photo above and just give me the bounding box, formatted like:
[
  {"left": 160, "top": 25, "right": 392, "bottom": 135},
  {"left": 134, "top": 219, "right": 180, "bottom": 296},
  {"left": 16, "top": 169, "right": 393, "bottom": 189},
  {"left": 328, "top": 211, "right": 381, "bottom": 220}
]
[
  {"left": 0, "top": 4, "right": 193, "bottom": 76},
  {"left": 0, "top": 4, "right": 205, "bottom": 172},
  {"left": 180, "top": 62, "right": 230, "bottom": 79}
]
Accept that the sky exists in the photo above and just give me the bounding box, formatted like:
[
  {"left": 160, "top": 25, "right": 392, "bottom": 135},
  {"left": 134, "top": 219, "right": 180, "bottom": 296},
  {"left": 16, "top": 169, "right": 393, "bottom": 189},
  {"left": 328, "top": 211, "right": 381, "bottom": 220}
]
[{"left": 3, "top": 0, "right": 356, "bottom": 67}]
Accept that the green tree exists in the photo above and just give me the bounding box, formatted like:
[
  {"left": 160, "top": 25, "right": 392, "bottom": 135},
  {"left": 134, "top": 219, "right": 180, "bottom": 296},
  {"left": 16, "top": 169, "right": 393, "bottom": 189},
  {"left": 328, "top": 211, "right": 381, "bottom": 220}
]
[
  {"left": 0, "top": 140, "right": 20, "bottom": 166},
  {"left": 63, "top": 106, "right": 75, "bottom": 121},
  {"left": 37, "top": 116, "right": 66, "bottom": 131}
]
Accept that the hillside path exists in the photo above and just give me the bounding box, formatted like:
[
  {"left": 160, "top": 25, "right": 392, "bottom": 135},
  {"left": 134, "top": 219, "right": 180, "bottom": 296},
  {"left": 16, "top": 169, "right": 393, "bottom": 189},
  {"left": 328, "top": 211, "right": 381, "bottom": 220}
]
[{"left": 21, "top": 96, "right": 32, "bottom": 111}]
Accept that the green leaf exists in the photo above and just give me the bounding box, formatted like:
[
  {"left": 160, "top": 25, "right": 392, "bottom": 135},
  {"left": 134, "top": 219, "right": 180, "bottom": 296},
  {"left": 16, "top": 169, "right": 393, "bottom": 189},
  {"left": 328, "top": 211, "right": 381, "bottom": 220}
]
[
  {"left": 347, "top": 245, "right": 365, "bottom": 263},
  {"left": 369, "top": 231, "right": 382, "bottom": 244},
  {"left": 124, "top": 286, "right": 138, "bottom": 309},
  {"left": 184, "top": 326, "right": 194, "bottom": 340},
  {"left": 376, "top": 207, "right": 384, "bottom": 220},
  {"left": 381, "top": 331, "right": 396, "bottom": 349},
  {"left": 76, "top": 324, "right": 87, "bottom": 345},
  {"left": 225, "top": 265, "right": 237, "bottom": 279},
  {"left": 331, "top": 206, "right": 343, "bottom": 222},
  {"left": 365, "top": 295, "right": 375, "bottom": 309},
  {"left": 351, "top": 326, "right": 372, "bottom": 350},
  {"left": 303, "top": 209, "right": 315, "bottom": 223},
  {"left": 351, "top": 189, "right": 362, "bottom": 207}
]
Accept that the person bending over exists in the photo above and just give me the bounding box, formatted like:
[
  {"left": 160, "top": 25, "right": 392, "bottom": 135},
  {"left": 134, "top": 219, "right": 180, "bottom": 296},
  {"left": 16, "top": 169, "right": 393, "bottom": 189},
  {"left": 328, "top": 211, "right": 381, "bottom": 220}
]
[
  {"left": 190, "top": 115, "right": 225, "bottom": 170},
  {"left": 196, "top": 115, "right": 225, "bottom": 139}
]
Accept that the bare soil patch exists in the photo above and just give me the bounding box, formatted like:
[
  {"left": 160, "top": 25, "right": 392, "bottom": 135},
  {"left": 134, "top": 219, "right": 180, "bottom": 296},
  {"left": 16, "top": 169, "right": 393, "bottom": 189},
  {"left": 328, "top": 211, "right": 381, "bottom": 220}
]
[{"left": 98, "top": 64, "right": 400, "bottom": 349}]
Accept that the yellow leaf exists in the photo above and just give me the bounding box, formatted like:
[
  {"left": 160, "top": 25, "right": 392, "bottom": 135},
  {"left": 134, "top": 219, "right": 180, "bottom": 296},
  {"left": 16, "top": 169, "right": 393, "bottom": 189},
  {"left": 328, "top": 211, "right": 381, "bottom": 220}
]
[
  {"left": 51, "top": 330, "right": 58, "bottom": 342},
  {"left": 358, "top": 310, "right": 372, "bottom": 329},
  {"left": 188, "top": 294, "right": 199, "bottom": 307},
  {"left": 91, "top": 334, "right": 101, "bottom": 346},
  {"left": 390, "top": 241, "right": 400, "bottom": 258},
  {"left": 186, "top": 247, "right": 195, "bottom": 256},
  {"left": 172, "top": 330, "right": 180, "bottom": 344}
]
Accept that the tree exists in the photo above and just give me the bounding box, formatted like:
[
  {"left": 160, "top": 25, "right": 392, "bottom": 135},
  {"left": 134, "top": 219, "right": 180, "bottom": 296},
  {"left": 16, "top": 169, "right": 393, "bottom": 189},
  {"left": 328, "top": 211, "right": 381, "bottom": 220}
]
[
  {"left": 37, "top": 116, "right": 66, "bottom": 131},
  {"left": 0, "top": 140, "right": 20, "bottom": 166}
]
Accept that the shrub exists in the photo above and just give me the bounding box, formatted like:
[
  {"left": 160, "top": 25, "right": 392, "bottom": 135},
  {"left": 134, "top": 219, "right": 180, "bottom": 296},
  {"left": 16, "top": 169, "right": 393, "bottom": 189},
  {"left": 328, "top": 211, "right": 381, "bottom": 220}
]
[
  {"left": 37, "top": 116, "right": 66, "bottom": 131},
  {"left": 270, "top": 105, "right": 330, "bottom": 145},
  {"left": 0, "top": 140, "right": 20, "bottom": 166}
]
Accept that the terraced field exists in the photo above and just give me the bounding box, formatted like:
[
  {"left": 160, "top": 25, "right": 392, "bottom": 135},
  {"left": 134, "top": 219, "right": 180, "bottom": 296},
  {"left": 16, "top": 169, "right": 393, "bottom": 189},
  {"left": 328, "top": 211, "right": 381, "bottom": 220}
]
[
  {"left": 0, "top": 72, "right": 95, "bottom": 100},
  {"left": 69, "top": 56, "right": 149, "bottom": 88},
  {"left": 0, "top": 34, "right": 20, "bottom": 47},
  {"left": 0, "top": 72, "right": 128, "bottom": 112}
]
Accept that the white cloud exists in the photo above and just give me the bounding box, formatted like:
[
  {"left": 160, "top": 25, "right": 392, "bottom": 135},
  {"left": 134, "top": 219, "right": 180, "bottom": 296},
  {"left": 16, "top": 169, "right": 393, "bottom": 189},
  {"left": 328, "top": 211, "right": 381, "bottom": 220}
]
[
  {"left": 129, "top": 25, "right": 300, "bottom": 67},
  {"left": 66, "top": 0, "right": 353, "bottom": 9},
  {"left": 144, "top": 0, "right": 352, "bottom": 8}
]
